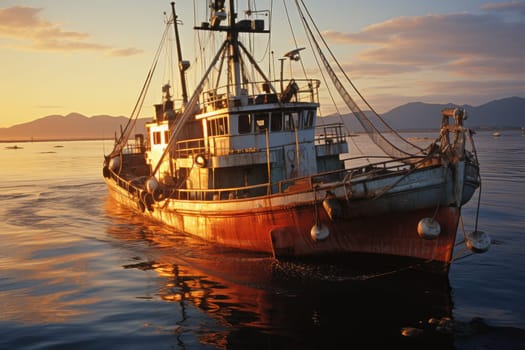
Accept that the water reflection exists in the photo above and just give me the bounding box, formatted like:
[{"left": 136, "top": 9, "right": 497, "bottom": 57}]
[
  {"left": 0, "top": 228, "right": 104, "bottom": 324},
  {"left": 104, "top": 196, "right": 455, "bottom": 349}
]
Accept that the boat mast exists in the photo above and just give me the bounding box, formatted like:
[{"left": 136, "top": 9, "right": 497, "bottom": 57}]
[
  {"left": 170, "top": 2, "right": 189, "bottom": 105},
  {"left": 204, "top": 0, "right": 270, "bottom": 97},
  {"left": 227, "top": 0, "right": 242, "bottom": 97}
]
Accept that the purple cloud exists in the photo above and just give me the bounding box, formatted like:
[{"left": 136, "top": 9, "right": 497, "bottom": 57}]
[{"left": 0, "top": 6, "right": 142, "bottom": 56}]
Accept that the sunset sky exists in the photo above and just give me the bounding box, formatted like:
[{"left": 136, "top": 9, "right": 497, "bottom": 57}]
[{"left": 1, "top": 0, "right": 524, "bottom": 128}]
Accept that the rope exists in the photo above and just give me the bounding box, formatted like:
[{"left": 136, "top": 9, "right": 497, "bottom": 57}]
[
  {"left": 150, "top": 40, "right": 229, "bottom": 178},
  {"left": 283, "top": 0, "right": 308, "bottom": 79},
  {"left": 370, "top": 152, "right": 437, "bottom": 200},
  {"left": 294, "top": 0, "right": 424, "bottom": 159},
  {"left": 312, "top": 185, "right": 322, "bottom": 227},
  {"left": 468, "top": 130, "right": 483, "bottom": 233},
  {"left": 292, "top": 0, "right": 360, "bottom": 151},
  {"left": 109, "top": 22, "right": 172, "bottom": 159}
]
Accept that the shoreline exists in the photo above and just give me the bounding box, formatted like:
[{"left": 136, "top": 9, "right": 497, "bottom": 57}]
[
  {"left": 1, "top": 126, "right": 522, "bottom": 144},
  {"left": 0, "top": 137, "right": 114, "bottom": 143}
]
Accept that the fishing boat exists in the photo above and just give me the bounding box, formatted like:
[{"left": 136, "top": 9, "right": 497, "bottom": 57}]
[
  {"left": 5, "top": 144, "right": 23, "bottom": 150},
  {"left": 103, "top": 1, "right": 489, "bottom": 273}
]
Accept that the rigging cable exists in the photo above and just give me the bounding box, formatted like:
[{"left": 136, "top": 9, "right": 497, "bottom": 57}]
[
  {"left": 282, "top": 0, "right": 308, "bottom": 79},
  {"left": 295, "top": 0, "right": 408, "bottom": 158},
  {"left": 295, "top": 0, "right": 424, "bottom": 158},
  {"left": 291, "top": 0, "right": 367, "bottom": 158},
  {"left": 109, "top": 23, "right": 172, "bottom": 159},
  {"left": 150, "top": 40, "right": 230, "bottom": 178}
]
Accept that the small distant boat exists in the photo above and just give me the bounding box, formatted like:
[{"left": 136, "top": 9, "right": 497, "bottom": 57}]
[
  {"left": 103, "top": 1, "right": 488, "bottom": 274},
  {"left": 492, "top": 131, "right": 501, "bottom": 137},
  {"left": 5, "top": 145, "right": 23, "bottom": 150}
]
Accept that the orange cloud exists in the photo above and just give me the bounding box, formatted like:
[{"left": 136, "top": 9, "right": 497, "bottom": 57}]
[
  {"left": 481, "top": 1, "right": 525, "bottom": 14},
  {"left": 321, "top": 4, "right": 525, "bottom": 80},
  {"left": 0, "top": 6, "right": 142, "bottom": 56},
  {"left": 108, "top": 48, "right": 144, "bottom": 57}
]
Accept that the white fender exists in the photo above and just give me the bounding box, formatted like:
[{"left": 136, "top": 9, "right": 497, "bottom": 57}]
[
  {"left": 465, "top": 230, "right": 491, "bottom": 253},
  {"left": 109, "top": 156, "right": 120, "bottom": 171},
  {"left": 310, "top": 224, "right": 330, "bottom": 241},
  {"left": 417, "top": 218, "right": 441, "bottom": 240},
  {"left": 146, "top": 177, "right": 159, "bottom": 193}
]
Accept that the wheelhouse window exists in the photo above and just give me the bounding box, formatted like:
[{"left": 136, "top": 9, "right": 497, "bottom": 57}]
[
  {"left": 283, "top": 112, "right": 297, "bottom": 131},
  {"left": 270, "top": 112, "right": 283, "bottom": 132},
  {"left": 280, "top": 110, "right": 315, "bottom": 130},
  {"left": 238, "top": 113, "right": 252, "bottom": 134},
  {"left": 301, "top": 109, "right": 314, "bottom": 129},
  {"left": 164, "top": 130, "right": 170, "bottom": 144},
  {"left": 207, "top": 116, "right": 229, "bottom": 136},
  {"left": 254, "top": 113, "right": 269, "bottom": 132},
  {"left": 153, "top": 131, "right": 162, "bottom": 145}
]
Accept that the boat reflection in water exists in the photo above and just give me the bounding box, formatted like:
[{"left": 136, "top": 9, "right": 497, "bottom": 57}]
[{"left": 105, "top": 197, "right": 455, "bottom": 349}]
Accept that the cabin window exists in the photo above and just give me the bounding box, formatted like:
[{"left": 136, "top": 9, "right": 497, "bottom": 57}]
[
  {"left": 283, "top": 112, "right": 295, "bottom": 131},
  {"left": 219, "top": 117, "right": 228, "bottom": 134},
  {"left": 164, "top": 130, "right": 170, "bottom": 143},
  {"left": 153, "top": 131, "right": 162, "bottom": 145},
  {"left": 254, "top": 113, "right": 269, "bottom": 132},
  {"left": 291, "top": 112, "right": 300, "bottom": 130},
  {"left": 302, "top": 110, "right": 314, "bottom": 129},
  {"left": 238, "top": 114, "right": 252, "bottom": 134},
  {"left": 270, "top": 112, "right": 283, "bottom": 132},
  {"left": 207, "top": 116, "right": 229, "bottom": 136}
]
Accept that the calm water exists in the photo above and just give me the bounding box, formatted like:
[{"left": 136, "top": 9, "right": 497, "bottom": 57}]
[{"left": 1, "top": 131, "right": 524, "bottom": 349}]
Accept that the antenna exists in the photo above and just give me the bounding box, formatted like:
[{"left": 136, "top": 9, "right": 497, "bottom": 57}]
[{"left": 284, "top": 47, "right": 305, "bottom": 61}]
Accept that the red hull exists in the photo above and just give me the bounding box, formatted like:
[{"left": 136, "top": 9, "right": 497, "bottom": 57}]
[{"left": 105, "top": 177, "right": 460, "bottom": 273}]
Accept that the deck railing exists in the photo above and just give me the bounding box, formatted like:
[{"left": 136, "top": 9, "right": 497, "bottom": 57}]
[
  {"left": 201, "top": 78, "right": 320, "bottom": 111},
  {"left": 108, "top": 154, "right": 430, "bottom": 203}
]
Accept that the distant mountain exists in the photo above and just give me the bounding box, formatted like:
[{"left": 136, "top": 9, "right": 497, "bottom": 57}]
[
  {"left": 320, "top": 96, "right": 525, "bottom": 131},
  {"left": 467, "top": 96, "right": 525, "bottom": 128},
  {"left": 0, "top": 113, "right": 147, "bottom": 141},
  {"left": 1, "top": 97, "right": 523, "bottom": 141},
  {"left": 382, "top": 96, "right": 525, "bottom": 130}
]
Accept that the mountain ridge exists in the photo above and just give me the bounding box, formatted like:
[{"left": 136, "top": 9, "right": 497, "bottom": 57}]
[
  {"left": 1, "top": 96, "right": 523, "bottom": 141},
  {"left": 0, "top": 113, "right": 148, "bottom": 142},
  {"left": 381, "top": 96, "right": 524, "bottom": 130}
]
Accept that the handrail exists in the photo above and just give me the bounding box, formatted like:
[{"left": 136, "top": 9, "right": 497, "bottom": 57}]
[
  {"left": 201, "top": 78, "right": 320, "bottom": 111},
  {"left": 169, "top": 123, "right": 347, "bottom": 159},
  {"left": 108, "top": 154, "right": 434, "bottom": 202}
]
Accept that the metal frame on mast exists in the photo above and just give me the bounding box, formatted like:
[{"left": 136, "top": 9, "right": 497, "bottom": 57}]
[
  {"left": 170, "top": 2, "right": 189, "bottom": 105},
  {"left": 226, "top": 0, "right": 242, "bottom": 97},
  {"left": 194, "top": 0, "right": 270, "bottom": 98}
]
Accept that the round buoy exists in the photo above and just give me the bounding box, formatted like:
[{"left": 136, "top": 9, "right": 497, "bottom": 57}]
[
  {"left": 465, "top": 230, "right": 490, "bottom": 253},
  {"left": 417, "top": 218, "right": 441, "bottom": 240},
  {"left": 146, "top": 177, "right": 159, "bottom": 193},
  {"left": 195, "top": 154, "right": 207, "bottom": 167},
  {"left": 322, "top": 196, "right": 342, "bottom": 221},
  {"left": 310, "top": 223, "right": 330, "bottom": 241},
  {"left": 109, "top": 156, "right": 120, "bottom": 171}
]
